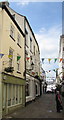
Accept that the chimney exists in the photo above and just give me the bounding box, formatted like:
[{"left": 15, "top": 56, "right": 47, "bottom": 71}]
[{"left": 0, "top": 1, "right": 9, "bottom": 7}]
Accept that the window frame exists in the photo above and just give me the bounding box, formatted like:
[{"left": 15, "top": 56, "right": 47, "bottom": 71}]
[
  {"left": 30, "top": 37, "right": 32, "bottom": 52},
  {"left": 10, "top": 24, "right": 15, "bottom": 41},
  {"left": 17, "top": 33, "right": 21, "bottom": 48}
]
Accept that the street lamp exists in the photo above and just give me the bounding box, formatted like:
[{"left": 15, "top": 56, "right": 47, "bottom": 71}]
[
  {"left": 23, "top": 62, "right": 34, "bottom": 76},
  {"left": 31, "top": 62, "right": 34, "bottom": 70}
]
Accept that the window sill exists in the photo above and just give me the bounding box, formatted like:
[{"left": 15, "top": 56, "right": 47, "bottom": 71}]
[
  {"left": 30, "top": 50, "right": 33, "bottom": 54},
  {"left": 17, "top": 43, "right": 22, "bottom": 48},
  {"left": 10, "top": 35, "right": 15, "bottom": 41},
  {"left": 25, "top": 44, "right": 29, "bottom": 48},
  {"left": 17, "top": 71, "right": 21, "bottom": 74}
]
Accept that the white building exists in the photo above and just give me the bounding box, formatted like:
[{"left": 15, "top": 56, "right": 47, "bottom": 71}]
[{"left": 58, "top": 35, "right": 64, "bottom": 84}]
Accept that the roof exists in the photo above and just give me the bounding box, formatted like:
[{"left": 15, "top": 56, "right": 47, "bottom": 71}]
[
  {"left": 6, "top": 4, "right": 40, "bottom": 52},
  {"left": 1, "top": 3, "right": 40, "bottom": 52},
  {"left": 2, "top": 4, "right": 25, "bottom": 37}
]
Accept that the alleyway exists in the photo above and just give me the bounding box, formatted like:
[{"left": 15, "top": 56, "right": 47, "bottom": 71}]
[{"left": 5, "top": 94, "right": 64, "bottom": 118}]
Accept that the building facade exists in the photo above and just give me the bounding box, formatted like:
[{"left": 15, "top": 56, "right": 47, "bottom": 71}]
[
  {"left": 0, "top": 2, "right": 25, "bottom": 118},
  {"left": 0, "top": 1, "right": 41, "bottom": 118},
  {"left": 6, "top": 2, "right": 41, "bottom": 103},
  {"left": 25, "top": 18, "right": 41, "bottom": 102},
  {"left": 58, "top": 35, "right": 64, "bottom": 84}
]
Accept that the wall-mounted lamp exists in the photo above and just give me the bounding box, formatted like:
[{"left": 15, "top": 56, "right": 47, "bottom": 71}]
[
  {"left": 26, "top": 62, "right": 34, "bottom": 71},
  {"left": 31, "top": 62, "right": 34, "bottom": 70}
]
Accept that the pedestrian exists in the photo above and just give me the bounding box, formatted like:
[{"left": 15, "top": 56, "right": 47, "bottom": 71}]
[
  {"left": 44, "top": 82, "right": 47, "bottom": 93},
  {"left": 55, "top": 90, "right": 63, "bottom": 112}
]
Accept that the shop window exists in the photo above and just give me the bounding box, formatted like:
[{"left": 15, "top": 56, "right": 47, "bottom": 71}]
[
  {"left": 16, "top": 85, "right": 18, "bottom": 104},
  {"left": 26, "top": 83, "right": 29, "bottom": 96},
  {"left": 7, "top": 84, "right": 12, "bottom": 106},
  {"left": 3, "top": 83, "right": 6, "bottom": 107}
]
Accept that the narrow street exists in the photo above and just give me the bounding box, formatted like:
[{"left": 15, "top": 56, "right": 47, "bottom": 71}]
[{"left": 5, "top": 94, "right": 63, "bottom": 118}]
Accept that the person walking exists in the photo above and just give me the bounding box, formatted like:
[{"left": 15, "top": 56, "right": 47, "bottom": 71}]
[
  {"left": 44, "top": 82, "right": 47, "bottom": 93},
  {"left": 55, "top": 90, "right": 63, "bottom": 112}
]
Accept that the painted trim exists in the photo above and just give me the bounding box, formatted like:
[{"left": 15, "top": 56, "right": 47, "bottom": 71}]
[{"left": 2, "top": 72, "right": 25, "bottom": 81}]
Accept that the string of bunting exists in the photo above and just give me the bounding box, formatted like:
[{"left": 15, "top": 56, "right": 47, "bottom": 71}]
[
  {"left": 45, "top": 66, "right": 64, "bottom": 73},
  {"left": 0, "top": 53, "right": 21, "bottom": 61},
  {"left": 41, "top": 58, "right": 64, "bottom": 64}
]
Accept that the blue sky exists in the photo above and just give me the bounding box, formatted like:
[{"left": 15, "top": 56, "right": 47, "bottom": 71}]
[
  {"left": 9, "top": 2, "right": 62, "bottom": 80},
  {"left": 10, "top": 2, "right": 62, "bottom": 33}
]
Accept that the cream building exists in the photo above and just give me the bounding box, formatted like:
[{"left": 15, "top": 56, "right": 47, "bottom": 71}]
[
  {"left": 0, "top": 2, "right": 25, "bottom": 118},
  {"left": 0, "top": 1, "right": 41, "bottom": 118},
  {"left": 25, "top": 18, "right": 41, "bottom": 101},
  {"left": 5, "top": 2, "right": 41, "bottom": 102}
]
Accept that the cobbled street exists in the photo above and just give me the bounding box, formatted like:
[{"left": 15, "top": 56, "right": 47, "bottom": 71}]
[{"left": 5, "top": 94, "right": 64, "bottom": 118}]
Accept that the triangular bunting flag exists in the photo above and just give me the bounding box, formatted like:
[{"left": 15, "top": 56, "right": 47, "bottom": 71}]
[
  {"left": 17, "top": 56, "right": 21, "bottom": 61},
  {"left": 54, "top": 58, "right": 57, "bottom": 63},
  {"left": 59, "top": 58, "right": 62, "bottom": 62},
  {"left": 0, "top": 53, "right": 4, "bottom": 58},
  {"left": 26, "top": 57, "right": 30, "bottom": 60},
  {"left": 53, "top": 69, "right": 56, "bottom": 72},
  {"left": 48, "top": 58, "right": 51, "bottom": 63},
  {"left": 8, "top": 55, "right": 13, "bottom": 58},
  {"left": 42, "top": 58, "right": 44, "bottom": 63}
]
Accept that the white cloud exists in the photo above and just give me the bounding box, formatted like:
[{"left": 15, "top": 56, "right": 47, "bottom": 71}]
[
  {"left": 8, "top": 0, "right": 63, "bottom": 5},
  {"left": 35, "top": 25, "right": 61, "bottom": 79},
  {"left": 35, "top": 25, "right": 62, "bottom": 58}
]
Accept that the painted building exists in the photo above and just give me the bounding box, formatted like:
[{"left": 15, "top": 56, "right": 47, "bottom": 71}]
[
  {"left": 0, "top": 1, "right": 41, "bottom": 118},
  {"left": 58, "top": 35, "right": 64, "bottom": 84},
  {"left": 25, "top": 17, "right": 41, "bottom": 102},
  {"left": 0, "top": 2, "right": 25, "bottom": 118},
  {"left": 40, "top": 67, "right": 46, "bottom": 94},
  {"left": 6, "top": 2, "right": 41, "bottom": 102}
]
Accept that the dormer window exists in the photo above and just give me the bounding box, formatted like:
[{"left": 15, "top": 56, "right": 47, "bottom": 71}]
[
  {"left": 12, "top": 14, "right": 15, "bottom": 19},
  {"left": 10, "top": 24, "right": 15, "bottom": 39}
]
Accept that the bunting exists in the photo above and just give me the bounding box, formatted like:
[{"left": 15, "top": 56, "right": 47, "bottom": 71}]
[
  {"left": 42, "top": 58, "right": 44, "bottom": 63},
  {"left": 53, "top": 69, "right": 56, "bottom": 72},
  {"left": 45, "top": 68, "right": 58, "bottom": 73},
  {"left": 48, "top": 58, "right": 51, "bottom": 63},
  {"left": 32, "top": 72, "right": 35, "bottom": 75},
  {"left": 59, "top": 58, "right": 62, "bottom": 62},
  {"left": 41, "top": 57, "right": 64, "bottom": 64},
  {"left": 54, "top": 58, "right": 57, "bottom": 63},
  {"left": 26, "top": 57, "right": 30, "bottom": 61},
  {"left": 0, "top": 53, "right": 4, "bottom": 58},
  {"left": 8, "top": 55, "right": 13, "bottom": 58},
  {"left": 17, "top": 56, "right": 21, "bottom": 61}
]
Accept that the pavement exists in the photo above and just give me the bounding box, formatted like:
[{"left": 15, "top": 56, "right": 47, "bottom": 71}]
[{"left": 4, "top": 94, "right": 64, "bottom": 118}]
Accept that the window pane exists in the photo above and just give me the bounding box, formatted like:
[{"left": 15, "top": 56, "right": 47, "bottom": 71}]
[{"left": 10, "top": 24, "right": 14, "bottom": 38}]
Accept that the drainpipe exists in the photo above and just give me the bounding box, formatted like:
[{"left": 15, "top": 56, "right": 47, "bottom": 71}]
[
  {"left": 24, "top": 17, "right": 26, "bottom": 106},
  {"left": 0, "top": 6, "right": 3, "bottom": 119}
]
